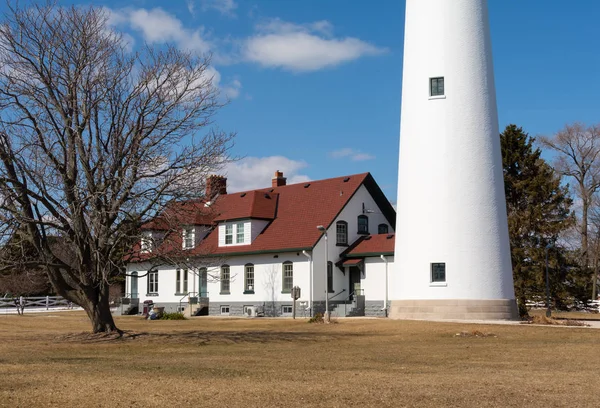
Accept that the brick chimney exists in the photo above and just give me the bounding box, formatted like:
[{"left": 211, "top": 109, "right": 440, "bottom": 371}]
[
  {"left": 206, "top": 175, "right": 227, "bottom": 199},
  {"left": 272, "top": 170, "right": 287, "bottom": 187}
]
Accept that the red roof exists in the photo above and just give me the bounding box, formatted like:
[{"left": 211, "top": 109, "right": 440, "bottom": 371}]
[
  {"left": 213, "top": 191, "right": 278, "bottom": 221},
  {"left": 132, "top": 172, "right": 396, "bottom": 259},
  {"left": 342, "top": 258, "right": 363, "bottom": 266},
  {"left": 345, "top": 234, "right": 395, "bottom": 257}
]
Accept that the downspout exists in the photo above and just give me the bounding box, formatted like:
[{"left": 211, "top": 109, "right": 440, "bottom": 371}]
[
  {"left": 380, "top": 255, "right": 388, "bottom": 317},
  {"left": 302, "top": 250, "right": 313, "bottom": 317}
]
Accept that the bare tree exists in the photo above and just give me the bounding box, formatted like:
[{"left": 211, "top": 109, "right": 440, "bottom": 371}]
[
  {"left": 263, "top": 264, "right": 280, "bottom": 317},
  {"left": 0, "top": 3, "right": 233, "bottom": 333},
  {"left": 540, "top": 123, "right": 600, "bottom": 299}
]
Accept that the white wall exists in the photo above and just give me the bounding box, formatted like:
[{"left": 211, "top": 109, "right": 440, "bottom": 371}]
[
  {"left": 394, "top": 0, "right": 514, "bottom": 301},
  {"left": 312, "top": 184, "right": 395, "bottom": 302},
  {"left": 361, "top": 256, "right": 394, "bottom": 302},
  {"left": 126, "top": 251, "right": 312, "bottom": 308}
]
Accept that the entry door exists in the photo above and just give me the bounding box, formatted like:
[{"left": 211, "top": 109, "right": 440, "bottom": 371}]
[
  {"left": 199, "top": 268, "right": 208, "bottom": 297},
  {"left": 349, "top": 267, "right": 361, "bottom": 299},
  {"left": 131, "top": 272, "right": 138, "bottom": 298}
]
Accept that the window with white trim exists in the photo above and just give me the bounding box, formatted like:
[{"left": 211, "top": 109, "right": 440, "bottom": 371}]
[
  {"left": 244, "top": 264, "right": 254, "bottom": 293},
  {"left": 281, "top": 305, "right": 293, "bottom": 314},
  {"left": 176, "top": 269, "right": 188, "bottom": 294},
  {"left": 225, "top": 224, "right": 233, "bottom": 245},
  {"left": 183, "top": 227, "right": 194, "bottom": 249},
  {"left": 282, "top": 262, "right": 293, "bottom": 293},
  {"left": 147, "top": 270, "right": 158, "bottom": 294},
  {"left": 220, "top": 305, "right": 230, "bottom": 315},
  {"left": 220, "top": 265, "right": 230, "bottom": 294},
  {"left": 140, "top": 231, "right": 153, "bottom": 253},
  {"left": 236, "top": 222, "right": 245, "bottom": 243}
]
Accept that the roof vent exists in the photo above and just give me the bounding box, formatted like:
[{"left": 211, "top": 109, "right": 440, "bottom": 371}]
[
  {"left": 387, "top": 234, "right": 394, "bottom": 239},
  {"left": 343, "top": 177, "right": 350, "bottom": 182},
  {"left": 240, "top": 193, "right": 246, "bottom": 197},
  {"left": 304, "top": 183, "right": 311, "bottom": 188},
  {"left": 270, "top": 189, "right": 274, "bottom": 193},
  {"left": 264, "top": 193, "right": 270, "bottom": 199},
  {"left": 364, "top": 236, "right": 372, "bottom": 241}
]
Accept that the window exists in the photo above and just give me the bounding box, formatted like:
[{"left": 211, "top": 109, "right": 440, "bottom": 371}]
[
  {"left": 220, "top": 265, "right": 230, "bottom": 294},
  {"left": 244, "top": 264, "right": 254, "bottom": 293},
  {"left": 147, "top": 270, "right": 158, "bottom": 294},
  {"left": 281, "top": 305, "right": 293, "bottom": 314},
  {"left": 430, "top": 77, "right": 444, "bottom": 97},
  {"left": 225, "top": 224, "right": 233, "bottom": 245},
  {"left": 140, "top": 232, "right": 152, "bottom": 253},
  {"left": 378, "top": 224, "right": 389, "bottom": 234},
  {"left": 175, "top": 268, "right": 189, "bottom": 294},
  {"left": 327, "top": 261, "right": 334, "bottom": 293},
  {"left": 236, "top": 222, "right": 245, "bottom": 244},
  {"left": 220, "top": 305, "right": 230, "bottom": 315},
  {"left": 183, "top": 227, "right": 194, "bottom": 249},
  {"left": 431, "top": 263, "right": 446, "bottom": 283},
  {"left": 282, "top": 262, "right": 293, "bottom": 293},
  {"left": 336, "top": 221, "right": 348, "bottom": 245},
  {"left": 358, "top": 215, "right": 369, "bottom": 234}
]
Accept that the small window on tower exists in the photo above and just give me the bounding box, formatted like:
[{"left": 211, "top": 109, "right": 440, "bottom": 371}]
[
  {"left": 431, "top": 263, "right": 446, "bottom": 283},
  {"left": 430, "top": 77, "right": 444, "bottom": 97}
]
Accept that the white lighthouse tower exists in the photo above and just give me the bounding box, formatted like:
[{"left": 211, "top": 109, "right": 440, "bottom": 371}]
[{"left": 390, "top": 0, "right": 518, "bottom": 320}]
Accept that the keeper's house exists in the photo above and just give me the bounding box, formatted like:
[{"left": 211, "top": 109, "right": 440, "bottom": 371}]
[{"left": 122, "top": 171, "right": 395, "bottom": 317}]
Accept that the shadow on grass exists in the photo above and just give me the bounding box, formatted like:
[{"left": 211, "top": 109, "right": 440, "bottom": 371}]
[{"left": 56, "top": 329, "right": 359, "bottom": 345}]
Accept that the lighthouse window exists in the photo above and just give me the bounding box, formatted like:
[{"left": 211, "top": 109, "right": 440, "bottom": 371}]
[
  {"left": 431, "top": 263, "right": 446, "bottom": 282},
  {"left": 430, "top": 77, "right": 444, "bottom": 96}
]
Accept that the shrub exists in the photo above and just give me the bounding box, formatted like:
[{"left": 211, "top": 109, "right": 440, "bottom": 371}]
[
  {"left": 160, "top": 312, "right": 186, "bottom": 320},
  {"left": 308, "top": 313, "right": 324, "bottom": 324}
]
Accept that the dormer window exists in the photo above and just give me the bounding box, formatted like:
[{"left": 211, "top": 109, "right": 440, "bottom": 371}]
[
  {"left": 140, "top": 231, "right": 153, "bottom": 253},
  {"left": 236, "top": 222, "right": 245, "bottom": 243},
  {"left": 225, "top": 224, "right": 233, "bottom": 244},
  {"left": 182, "top": 227, "right": 195, "bottom": 249},
  {"left": 221, "top": 221, "right": 248, "bottom": 246}
]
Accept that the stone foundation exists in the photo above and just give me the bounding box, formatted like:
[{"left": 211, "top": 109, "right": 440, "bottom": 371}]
[{"left": 389, "top": 299, "right": 518, "bottom": 321}]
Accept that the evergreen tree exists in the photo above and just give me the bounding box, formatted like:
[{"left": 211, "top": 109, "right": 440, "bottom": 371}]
[{"left": 501, "top": 124, "right": 574, "bottom": 316}]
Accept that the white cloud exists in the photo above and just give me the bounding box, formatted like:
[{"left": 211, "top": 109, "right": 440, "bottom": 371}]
[
  {"left": 107, "top": 7, "right": 241, "bottom": 99},
  {"left": 243, "top": 18, "right": 386, "bottom": 72},
  {"left": 200, "top": 0, "right": 238, "bottom": 17},
  {"left": 330, "top": 148, "right": 375, "bottom": 161},
  {"left": 222, "top": 79, "right": 242, "bottom": 100},
  {"left": 223, "top": 156, "right": 310, "bottom": 192}
]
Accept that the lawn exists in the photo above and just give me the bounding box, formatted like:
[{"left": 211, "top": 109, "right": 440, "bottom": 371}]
[{"left": 0, "top": 313, "right": 599, "bottom": 407}]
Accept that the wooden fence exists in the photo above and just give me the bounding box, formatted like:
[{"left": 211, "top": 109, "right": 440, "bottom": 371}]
[{"left": 0, "top": 296, "right": 74, "bottom": 313}]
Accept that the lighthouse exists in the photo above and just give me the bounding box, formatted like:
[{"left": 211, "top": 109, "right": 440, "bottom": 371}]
[{"left": 390, "top": 0, "right": 518, "bottom": 320}]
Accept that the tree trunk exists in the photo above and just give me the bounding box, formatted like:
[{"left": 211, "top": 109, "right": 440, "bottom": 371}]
[
  {"left": 80, "top": 285, "right": 119, "bottom": 334},
  {"left": 581, "top": 195, "right": 589, "bottom": 266}
]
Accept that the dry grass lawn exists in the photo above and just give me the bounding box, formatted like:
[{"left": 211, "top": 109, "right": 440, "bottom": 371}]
[{"left": 1, "top": 312, "right": 599, "bottom": 407}]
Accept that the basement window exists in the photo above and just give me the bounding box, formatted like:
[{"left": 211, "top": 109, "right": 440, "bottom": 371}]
[
  {"left": 430, "top": 77, "right": 445, "bottom": 97},
  {"left": 431, "top": 263, "right": 446, "bottom": 283}
]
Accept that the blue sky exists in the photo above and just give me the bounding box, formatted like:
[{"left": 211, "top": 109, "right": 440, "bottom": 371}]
[{"left": 4, "top": 1, "right": 600, "bottom": 202}]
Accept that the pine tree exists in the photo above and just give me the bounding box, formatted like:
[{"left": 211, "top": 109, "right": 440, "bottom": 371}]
[{"left": 501, "top": 125, "right": 574, "bottom": 316}]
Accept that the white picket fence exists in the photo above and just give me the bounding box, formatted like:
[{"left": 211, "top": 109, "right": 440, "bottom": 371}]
[{"left": 0, "top": 296, "right": 77, "bottom": 314}]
